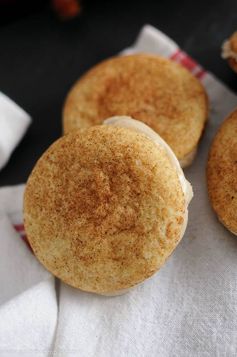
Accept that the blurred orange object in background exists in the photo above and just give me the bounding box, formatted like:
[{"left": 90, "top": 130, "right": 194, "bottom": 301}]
[{"left": 52, "top": 0, "right": 81, "bottom": 19}]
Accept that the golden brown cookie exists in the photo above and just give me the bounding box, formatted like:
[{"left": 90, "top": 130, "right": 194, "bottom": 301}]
[
  {"left": 63, "top": 54, "right": 208, "bottom": 167},
  {"left": 222, "top": 32, "right": 237, "bottom": 73},
  {"left": 207, "top": 109, "right": 237, "bottom": 235},
  {"left": 24, "top": 118, "right": 192, "bottom": 294}
]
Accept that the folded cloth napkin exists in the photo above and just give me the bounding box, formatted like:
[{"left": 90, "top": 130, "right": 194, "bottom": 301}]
[
  {"left": 0, "top": 185, "right": 57, "bottom": 357},
  {"left": 1, "top": 25, "right": 237, "bottom": 357},
  {"left": 0, "top": 92, "right": 31, "bottom": 170}
]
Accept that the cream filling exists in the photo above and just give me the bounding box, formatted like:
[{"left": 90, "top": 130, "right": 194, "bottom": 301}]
[
  {"left": 222, "top": 40, "right": 237, "bottom": 61},
  {"left": 101, "top": 116, "right": 193, "bottom": 296}
]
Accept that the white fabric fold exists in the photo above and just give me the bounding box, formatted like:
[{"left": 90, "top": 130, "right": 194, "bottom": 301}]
[
  {"left": 0, "top": 277, "right": 57, "bottom": 357},
  {"left": 0, "top": 186, "right": 57, "bottom": 356},
  {"left": 0, "top": 92, "right": 31, "bottom": 170}
]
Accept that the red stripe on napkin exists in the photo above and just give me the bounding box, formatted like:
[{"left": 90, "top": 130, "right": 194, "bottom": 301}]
[
  {"left": 170, "top": 50, "right": 206, "bottom": 80},
  {"left": 14, "top": 224, "right": 24, "bottom": 232},
  {"left": 13, "top": 224, "right": 32, "bottom": 252}
]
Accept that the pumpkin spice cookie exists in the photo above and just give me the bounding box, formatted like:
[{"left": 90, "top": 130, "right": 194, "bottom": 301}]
[
  {"left": 24, "top": 117, "right": 193, "bottom": 295},
  {"left": 207, "top": 109, "right": 237, "bottom": 235},
  {"left": 63, "top": 54, "right": 208, "bottom": 168}
]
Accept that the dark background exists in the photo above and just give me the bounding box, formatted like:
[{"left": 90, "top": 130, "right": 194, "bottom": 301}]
[{"left": 0, "top": 0, "right": 236, "bottom": 186}]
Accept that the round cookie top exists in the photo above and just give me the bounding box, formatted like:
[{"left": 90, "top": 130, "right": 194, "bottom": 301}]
[
  {"left": 24, "top": 125, "right": 186, "bottom": 294},
  {"left": 63, "top": 54, "right": 208, "bottom": 162},
  {"left": 207, "top": 109, "right": 237, "bottom": 235}
]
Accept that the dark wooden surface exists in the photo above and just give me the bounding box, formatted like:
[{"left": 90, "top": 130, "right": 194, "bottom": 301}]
[{"left": 0, "top": 0, "right": 236, "bottom": 185}]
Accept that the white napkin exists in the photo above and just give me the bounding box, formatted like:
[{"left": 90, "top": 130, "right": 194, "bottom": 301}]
[
  {"left": 0, "top": 185, "right": 57, "bottom": 356},
  {"left": 1, "top": 25, "right": 237, "bottom": 357},
  {"left": 0, "top": 92, "right": 31, "bottom": 170}
]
